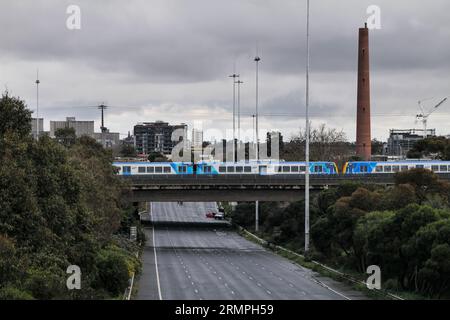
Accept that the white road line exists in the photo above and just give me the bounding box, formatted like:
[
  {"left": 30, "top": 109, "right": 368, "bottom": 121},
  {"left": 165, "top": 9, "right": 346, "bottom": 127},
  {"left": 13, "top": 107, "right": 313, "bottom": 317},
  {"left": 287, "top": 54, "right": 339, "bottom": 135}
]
[{"left": 152, "top": 226, "right": 163, "bottom": 300}]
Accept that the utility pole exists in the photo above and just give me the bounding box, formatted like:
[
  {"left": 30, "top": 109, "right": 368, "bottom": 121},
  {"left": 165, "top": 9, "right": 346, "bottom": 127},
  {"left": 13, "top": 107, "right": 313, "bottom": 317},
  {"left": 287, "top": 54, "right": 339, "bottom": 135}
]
[
  {"left": 254, "top": 56, "right": 261, "bottom": 161},
  {"left": 304, "top": 0, "right": 311, "bottom": 253},
  {"left": 229, "top": 74, "right": 239, "bottom": 162},
  {"left": 35, "top": 69, "right": 40, "bottom": 141}
]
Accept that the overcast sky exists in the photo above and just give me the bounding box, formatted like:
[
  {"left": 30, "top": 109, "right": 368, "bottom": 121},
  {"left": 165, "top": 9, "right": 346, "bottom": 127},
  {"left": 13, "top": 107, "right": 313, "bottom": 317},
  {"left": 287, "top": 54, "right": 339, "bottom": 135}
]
[{"left": 1, "top": 0, "right": 449, "bottom": 142}]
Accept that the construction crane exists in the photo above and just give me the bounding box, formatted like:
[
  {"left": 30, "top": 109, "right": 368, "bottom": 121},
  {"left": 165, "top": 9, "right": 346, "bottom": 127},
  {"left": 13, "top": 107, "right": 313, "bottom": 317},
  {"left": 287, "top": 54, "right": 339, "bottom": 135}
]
[{"left": 416, "top": 97, "right": 448, "bottom": 138}]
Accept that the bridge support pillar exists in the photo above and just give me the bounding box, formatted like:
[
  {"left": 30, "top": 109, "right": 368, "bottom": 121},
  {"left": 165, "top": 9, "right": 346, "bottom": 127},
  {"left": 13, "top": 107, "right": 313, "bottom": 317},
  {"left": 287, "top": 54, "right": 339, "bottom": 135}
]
[{"left": 255, "top": 200, "right": 259, "bottom": 233}]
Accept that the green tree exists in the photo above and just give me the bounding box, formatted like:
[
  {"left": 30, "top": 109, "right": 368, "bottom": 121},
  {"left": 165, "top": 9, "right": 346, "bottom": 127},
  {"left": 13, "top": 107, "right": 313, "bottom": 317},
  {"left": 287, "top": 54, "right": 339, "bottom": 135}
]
[
  {"left": 54, "top": 127, "right": 77, "bottom": 147},
  {"left": 0, "top": 92, "right": 32, "bottom": 139},
  {"left": 148, "top": 152, "right": 168, "bottom": 162},
  {"left": 119, "top": 144, "right": 137, "bottom": 158}
]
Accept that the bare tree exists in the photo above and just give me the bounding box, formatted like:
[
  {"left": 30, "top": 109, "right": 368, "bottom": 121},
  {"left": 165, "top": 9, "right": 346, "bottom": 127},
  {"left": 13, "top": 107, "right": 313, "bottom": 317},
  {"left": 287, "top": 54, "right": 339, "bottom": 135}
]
[{"left": 283, "top": 124, "right": 352, "bottom": 164}]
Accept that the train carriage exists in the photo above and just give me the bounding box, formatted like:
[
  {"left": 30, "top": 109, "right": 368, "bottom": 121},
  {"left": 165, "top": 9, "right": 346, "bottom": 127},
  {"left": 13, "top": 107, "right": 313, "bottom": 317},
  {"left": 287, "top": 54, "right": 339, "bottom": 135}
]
[
  {"left": 344, "top": 161, "right": 450, "bottom": 174},
  {"left": 113, "top": 161, "right": 339, "bottom": 176}
]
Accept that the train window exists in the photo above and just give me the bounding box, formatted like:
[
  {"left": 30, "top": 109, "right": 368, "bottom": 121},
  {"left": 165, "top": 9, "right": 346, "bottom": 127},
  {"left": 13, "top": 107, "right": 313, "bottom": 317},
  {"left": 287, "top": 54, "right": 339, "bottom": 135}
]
[
  {"left": 291, "top": 166, "right": 299, "bottom": 172},
  {"left": 283, "top": 166, "right": 290, "bottom": 173},
  {"left": 236, "top": 166, "right": 243, "bottom": 173},
  {"left": 244, "top": 166, "right": 252, "bottom": 173},
  {"left": 123, "top": 166, "right": 131, "bottom": 173},
  {"left": 204, "top": 166, "right": 212, "bottom": 173},
  {"left": 416, "top": 165, "right": 424, "bottom": 169},
  {"left": 178, "top": 166, "right": 187, "bottom": 173},
  {"left": 384, "top": 166, "right": 392, "bottom": 173},
  {"left": 219, "top": 166, "right": 226, "bottom": 173},
  {"left": 360, "top": 165, "right": 368, "bottom": 173},
  {"left": 314, "top": 165, "right": 323, "bottom": 173},
  {"left": 392, "top": 166, "right": 400, "bottom": 172},
  {"left": 440, "top": 165, "right": 448, "bottom": 172},
  {"left": 375, "top": 166, "right": 383, "bottom": 173},
  {"left": 147, "top": 166, "right": 154, "bottom": 173},
  {"left": 155, "top": 167, "right": 163, "bottom": 173},
  {"left": 138, "top": 167, "right": 146, "bottom": 173},
  {"left": 164, "top": 167, "right": 171, "bottom": 173},
  {"left": 227, "top": 167, "right": 235, "bottom": 173},
  {"left": 299, "top": 166, "right": 306, "bottom": 172},
  {"left": 431, "top": 165, "right": 439, "bottom": 172},
  {"left": 401, "top": 166, "right": 409, "bottom": 171}
]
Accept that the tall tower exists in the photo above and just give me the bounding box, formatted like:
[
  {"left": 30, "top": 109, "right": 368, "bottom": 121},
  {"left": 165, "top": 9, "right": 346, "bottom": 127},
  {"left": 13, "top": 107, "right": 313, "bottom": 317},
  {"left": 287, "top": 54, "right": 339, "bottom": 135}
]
[{"left": 356, "top": 23, "right": 371, "bottom": 160}]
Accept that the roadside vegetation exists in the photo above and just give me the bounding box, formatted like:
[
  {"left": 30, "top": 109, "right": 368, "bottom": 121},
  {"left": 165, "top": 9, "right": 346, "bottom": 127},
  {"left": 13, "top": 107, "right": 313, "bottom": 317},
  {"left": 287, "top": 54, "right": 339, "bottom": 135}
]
[
  {"left": 231, "top": 170, "right": 450, "bottom": 299},
  {"left": 0, "top": 92, "right": 144, "bottom": 299}
]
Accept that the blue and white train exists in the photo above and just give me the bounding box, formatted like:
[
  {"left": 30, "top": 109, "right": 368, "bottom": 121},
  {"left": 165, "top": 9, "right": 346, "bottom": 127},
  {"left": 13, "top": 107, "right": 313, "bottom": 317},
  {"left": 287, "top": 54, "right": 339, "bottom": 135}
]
[
  {"left": 344, "top": 160, "right": 450, "bottom": 174},
  {"left": 112, "top": 161, "right": 339, "bottom": 176},
  {"left": 113, "top": 160, "right": 450, "bottom": 176}
]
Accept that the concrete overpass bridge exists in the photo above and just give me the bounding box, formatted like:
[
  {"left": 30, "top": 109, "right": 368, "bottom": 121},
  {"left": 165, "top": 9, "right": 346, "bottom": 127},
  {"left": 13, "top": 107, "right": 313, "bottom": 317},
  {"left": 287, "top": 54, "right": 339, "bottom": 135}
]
[{"left": 119, "top": 173, "right": 449, "bottom": 202}]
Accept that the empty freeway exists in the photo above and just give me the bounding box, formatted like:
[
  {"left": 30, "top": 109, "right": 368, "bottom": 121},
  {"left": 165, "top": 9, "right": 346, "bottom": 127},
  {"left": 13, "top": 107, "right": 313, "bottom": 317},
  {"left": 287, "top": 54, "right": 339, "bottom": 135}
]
[{"left": 136, "top": 202, "right": 368, "bottom": 300}]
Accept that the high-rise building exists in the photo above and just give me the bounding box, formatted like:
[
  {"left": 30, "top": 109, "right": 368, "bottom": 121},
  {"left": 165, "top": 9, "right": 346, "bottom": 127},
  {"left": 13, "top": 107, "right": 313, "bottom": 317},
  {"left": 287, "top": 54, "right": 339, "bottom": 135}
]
[
  {"left": 50, "top": 117, "right": 94, "bottom": 138},
  {"left": 134, "top": 121, "right": 187, "bottom": 155},
  {"left": 356, "top": 23, "right": 372, "bottom": 160}
]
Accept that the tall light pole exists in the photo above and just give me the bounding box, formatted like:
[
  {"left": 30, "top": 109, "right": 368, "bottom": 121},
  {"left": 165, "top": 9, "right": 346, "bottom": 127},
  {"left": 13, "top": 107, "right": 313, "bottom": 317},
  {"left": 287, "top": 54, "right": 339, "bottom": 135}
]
[
  {"left": 229, "top": 74, "right": 239, "bottom": 162},
  {"left": 35, "top": 69, "right": 40, "bottom": 141},
  {"left": 236, "top": 80, "right": 243, "bottom": 142},
  {"left": 254, "top": 56, "right": 260, "bottom": 161},
  {"left": 304, "top": 0, "right": 311, "bottom": 253},
  {"left": 254, "top": 55, "right": 261, "bottom": 233},
  {"left": 252, "top": 114, "right": 255, "bottom": 148}
]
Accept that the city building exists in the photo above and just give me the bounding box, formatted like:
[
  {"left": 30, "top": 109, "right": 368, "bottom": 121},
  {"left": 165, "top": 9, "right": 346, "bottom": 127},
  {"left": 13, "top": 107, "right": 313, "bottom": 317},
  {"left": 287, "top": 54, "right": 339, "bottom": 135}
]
[
  {"left": 92, "top": 130, "right": 120, "bottom": 148},
  {"left": 50, "top": 117, "right": 94, "bottom": 138},
  {"left": 134, "top": 121, "right": 188, "bottom": 155},
  {"left": 386, "top": 128, "right": 436, "bottom": 157}
]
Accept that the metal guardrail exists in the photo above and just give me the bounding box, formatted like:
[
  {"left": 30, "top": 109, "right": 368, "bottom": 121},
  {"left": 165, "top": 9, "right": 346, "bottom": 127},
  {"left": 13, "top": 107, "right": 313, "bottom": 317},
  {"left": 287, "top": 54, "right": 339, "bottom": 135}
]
[{"left": 120, "top": 173, "right": 450, "bottom": 189}]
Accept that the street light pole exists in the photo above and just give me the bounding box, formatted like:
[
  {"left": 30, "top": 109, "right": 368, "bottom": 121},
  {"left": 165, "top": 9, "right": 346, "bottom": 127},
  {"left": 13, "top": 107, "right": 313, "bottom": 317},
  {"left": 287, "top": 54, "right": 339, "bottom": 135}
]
[
  {"left": 304, "top": 0, "right": 311, "bottom": 253},
  {"left": 229, "top": 74, "right": 239, "bottom": 163},
  {"left": 237, "top": 80, "right": 243, "bottom": 142},
  {"left": 35, "top": 69, "right": 40, "bottom": 141},
  {"left": 254, "top": 56, "right": 260, "bottom": 161}
]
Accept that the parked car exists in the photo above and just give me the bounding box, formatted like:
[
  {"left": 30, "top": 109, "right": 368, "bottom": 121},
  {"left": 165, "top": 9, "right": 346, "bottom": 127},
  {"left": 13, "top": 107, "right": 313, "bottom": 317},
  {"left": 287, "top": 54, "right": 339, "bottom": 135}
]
[
  {"left": 214, "top": 212, "right": 224, "bottom": 220},
  {"left": 206, "top": 211, "right": 216, "bottom": 218}
]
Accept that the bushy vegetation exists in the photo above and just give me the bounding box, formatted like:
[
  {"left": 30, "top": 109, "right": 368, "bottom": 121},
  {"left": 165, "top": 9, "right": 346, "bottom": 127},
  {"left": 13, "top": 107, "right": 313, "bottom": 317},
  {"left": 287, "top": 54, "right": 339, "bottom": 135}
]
[
  {"left": 231, "top": 169, "right": 450, "bottom": 298},
  {"left": 407, "top": 136, "right": 450, "bottom": 160},
  {"left": 0, "top": 93, "right": 142, "bottom": 299}
]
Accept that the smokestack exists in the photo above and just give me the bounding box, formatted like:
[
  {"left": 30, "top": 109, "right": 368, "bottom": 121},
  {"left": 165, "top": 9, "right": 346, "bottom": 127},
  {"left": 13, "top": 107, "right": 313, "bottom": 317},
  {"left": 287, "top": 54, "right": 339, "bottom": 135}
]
[{"left": 356, "top": 23, "right": 371, "bottom": 160}]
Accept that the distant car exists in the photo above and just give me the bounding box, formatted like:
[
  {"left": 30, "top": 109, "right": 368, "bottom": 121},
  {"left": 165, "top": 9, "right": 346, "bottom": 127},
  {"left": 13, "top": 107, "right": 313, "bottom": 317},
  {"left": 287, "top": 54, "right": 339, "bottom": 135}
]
[
  {"left": 206, "top": 212, "right": 216, "bottom": 218},
  {"left": 214, "top": 212, "right": 224, "bottom": 220}
]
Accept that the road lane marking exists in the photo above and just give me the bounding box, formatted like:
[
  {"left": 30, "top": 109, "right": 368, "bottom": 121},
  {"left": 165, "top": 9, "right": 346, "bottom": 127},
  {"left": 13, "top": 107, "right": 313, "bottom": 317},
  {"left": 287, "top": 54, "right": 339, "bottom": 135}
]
[{"left": 152, "top": 226, "right": 163, "bottom": 300}]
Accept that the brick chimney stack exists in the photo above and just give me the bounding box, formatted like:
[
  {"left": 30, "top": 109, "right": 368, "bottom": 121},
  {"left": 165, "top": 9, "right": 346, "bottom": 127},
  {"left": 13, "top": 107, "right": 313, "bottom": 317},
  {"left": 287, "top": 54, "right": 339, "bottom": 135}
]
[{"left": 356, "top": 23, "right": 371, "bottom": 160}]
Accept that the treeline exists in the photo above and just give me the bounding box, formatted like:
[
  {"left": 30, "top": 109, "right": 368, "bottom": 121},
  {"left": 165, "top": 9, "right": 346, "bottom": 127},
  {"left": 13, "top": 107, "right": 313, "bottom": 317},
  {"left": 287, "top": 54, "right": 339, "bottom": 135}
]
[
  {"left": 232, "top": 169, "right": 450, "bottom": 298},
  {"left": 407, "top": 136, "right": 450, "bottom": 160},
  {"left": 0, "top": 93, "right": 142, "bottom": 299}
]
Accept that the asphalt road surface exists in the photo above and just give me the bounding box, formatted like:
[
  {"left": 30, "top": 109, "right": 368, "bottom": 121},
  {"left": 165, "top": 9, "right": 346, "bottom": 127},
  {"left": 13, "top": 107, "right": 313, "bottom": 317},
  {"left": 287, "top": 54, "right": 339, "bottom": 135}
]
[
  {"left": 149, "top": 202, "right": 229, "bottom": 225},
  {"left": 136, "top": 202, "right": 367, "bottom": 300}
]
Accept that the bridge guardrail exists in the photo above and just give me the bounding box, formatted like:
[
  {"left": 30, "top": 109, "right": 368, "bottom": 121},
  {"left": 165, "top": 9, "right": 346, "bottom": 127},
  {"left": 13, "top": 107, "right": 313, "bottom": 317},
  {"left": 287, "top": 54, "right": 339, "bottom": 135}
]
[{"left": 120, "top": 173, "right": 409, "bottom": 188}]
